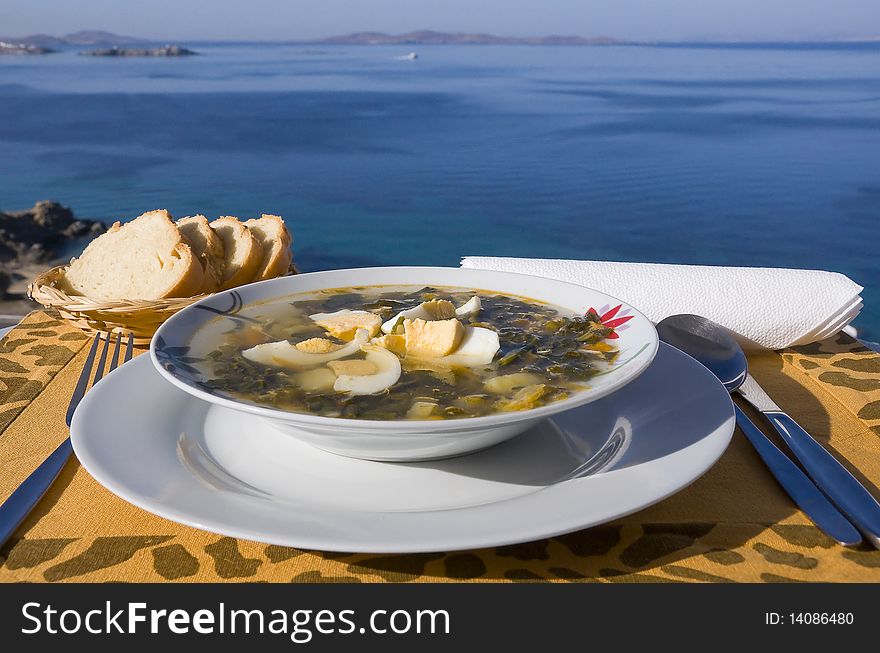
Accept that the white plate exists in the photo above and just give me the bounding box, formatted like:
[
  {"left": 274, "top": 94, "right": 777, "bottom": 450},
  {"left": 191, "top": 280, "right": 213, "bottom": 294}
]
[{"left": 71, "top": 343, "right": 734, "bottom": 553}]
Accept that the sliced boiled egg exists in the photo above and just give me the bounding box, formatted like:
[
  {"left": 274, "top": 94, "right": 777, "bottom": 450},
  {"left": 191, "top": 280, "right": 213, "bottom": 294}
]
[
  {"left": 243, "top": 328, "right": 369, "bottom": 369},
  {"left": 381, "top": 304, "right": 436, "bottom": 334},
  {"left": 309, "top": 310, "right": 382, "bottom": 340},
  {"left": 407, "top": 326, "right": 500, "bottom": 367},
  {"left": 332, "top": 344, "right": 402, "bottom": 396},
  {"left": 381, "top": 296, "right": 481, "bottom": 334}
]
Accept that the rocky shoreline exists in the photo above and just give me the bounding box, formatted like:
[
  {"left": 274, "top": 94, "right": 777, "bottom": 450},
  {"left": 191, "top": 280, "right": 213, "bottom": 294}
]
[
  {"left": 0, "top": 41, "right": 56, "bottom": 55},
  {"left": 0, "top": 201, "right": 105, "bottom": 324},
  {"left": 81, "top": 45, "right": 197, "bottom": 57},
  {"left": 0, "top": 40, "right": 196, "bottom": 57}
]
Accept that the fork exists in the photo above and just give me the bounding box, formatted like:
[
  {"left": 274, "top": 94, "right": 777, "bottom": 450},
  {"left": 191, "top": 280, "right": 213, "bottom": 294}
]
[{"left": 0, "top": 332, "right": 134, "bottom": 549}]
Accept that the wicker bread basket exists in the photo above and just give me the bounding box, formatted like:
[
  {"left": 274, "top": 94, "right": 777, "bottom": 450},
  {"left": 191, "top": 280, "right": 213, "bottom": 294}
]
[
  {"left": 28, "top": 264, "right": 296, "bottom": 345},
  {"left": 27, "top": 265, "right": 211, "bottom": 344}
]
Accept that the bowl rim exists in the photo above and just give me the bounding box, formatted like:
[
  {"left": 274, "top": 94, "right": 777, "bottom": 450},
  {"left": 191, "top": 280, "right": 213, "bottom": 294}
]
[{"left": 150, "top": 266, "right": 659, "bottom": 431}]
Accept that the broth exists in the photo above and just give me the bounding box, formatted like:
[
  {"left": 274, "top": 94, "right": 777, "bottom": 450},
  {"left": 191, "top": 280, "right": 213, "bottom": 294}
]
[{"left": 190, "top": 285, "right": 619, "bottom": 420}]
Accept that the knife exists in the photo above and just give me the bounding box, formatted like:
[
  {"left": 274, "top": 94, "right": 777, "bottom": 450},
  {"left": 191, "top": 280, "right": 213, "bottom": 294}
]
[{"left": 738, "top": 373, "right": 880, "bottom": 548}]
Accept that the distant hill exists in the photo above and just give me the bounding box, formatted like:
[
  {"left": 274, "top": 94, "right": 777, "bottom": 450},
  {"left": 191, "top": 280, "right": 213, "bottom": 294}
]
[
  {"left": 62, "top": 30, "right": 147, "bottom": 45},
  {"left": 4, "top": 30, "right": 148, "bottom": 47},
  {"left": 312, "top": 31, "right": 629, "bottom": 45}
]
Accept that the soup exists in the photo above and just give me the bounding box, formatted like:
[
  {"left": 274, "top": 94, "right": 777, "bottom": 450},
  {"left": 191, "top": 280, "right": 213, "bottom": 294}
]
[{"left": 190, "top": 285, "right": 620, "bottom": 420}]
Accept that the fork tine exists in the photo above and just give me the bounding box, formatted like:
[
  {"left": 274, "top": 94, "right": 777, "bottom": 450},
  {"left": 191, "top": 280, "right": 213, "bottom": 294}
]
[
  {"left": 108, "top": 332, "right": 123, "bottom": 372},
  {"left": 91, "top": 332, "right": 112, "bottom": 385},
  {"left": 65, "top": 334, "right": 101, "bottom": 426},
  {"left": 123, "top": 333, "right": 134, "bottom": 363}
]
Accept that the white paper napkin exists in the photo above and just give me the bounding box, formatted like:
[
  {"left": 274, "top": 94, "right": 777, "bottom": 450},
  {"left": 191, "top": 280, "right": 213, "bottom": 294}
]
[{"left": 460, "top": 257, "right": 863, "bottom": 350}]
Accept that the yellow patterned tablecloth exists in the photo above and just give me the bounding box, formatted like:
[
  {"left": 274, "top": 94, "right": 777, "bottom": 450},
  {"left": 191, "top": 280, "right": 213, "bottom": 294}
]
[{"left": 1, "top": 310, "right": 879, "bottom": 583}]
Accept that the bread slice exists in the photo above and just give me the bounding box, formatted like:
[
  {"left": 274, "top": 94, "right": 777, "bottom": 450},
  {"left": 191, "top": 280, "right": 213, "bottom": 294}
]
[
  {"left": 243, "top": 214, "right": 292, "bottom": 281},
  {"left": 209, "top": 216, "right": 263, "bottom": 290},
  {"left": 177, "top": 215, "right": 225, "bottom": 293},
  {"left": 62, "top": 209, "right": 204, "bottom": 300}
]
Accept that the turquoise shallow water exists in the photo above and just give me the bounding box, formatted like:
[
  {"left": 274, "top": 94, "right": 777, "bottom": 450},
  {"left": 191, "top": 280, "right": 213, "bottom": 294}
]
[{"left": 1, "top": 43, "right": 878, "bottom": 337}]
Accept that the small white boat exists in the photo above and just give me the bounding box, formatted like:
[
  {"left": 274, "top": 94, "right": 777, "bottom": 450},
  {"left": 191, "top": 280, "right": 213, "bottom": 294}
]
[{"left": 396, "top": 52, "right": 418, "bottom": 61}]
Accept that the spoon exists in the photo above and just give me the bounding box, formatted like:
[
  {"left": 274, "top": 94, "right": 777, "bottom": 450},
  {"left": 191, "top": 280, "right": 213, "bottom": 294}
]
[{"left": 657, "top": 314, "right": 863, "bottom": 547}]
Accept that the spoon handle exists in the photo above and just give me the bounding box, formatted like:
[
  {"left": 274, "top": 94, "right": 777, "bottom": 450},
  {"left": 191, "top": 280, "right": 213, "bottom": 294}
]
[
  {"left": 762, "top": 411, "right": 880, "bottom": 549},
  {"left": 733, "top": 405, "right": 861, "bottom": 546}
]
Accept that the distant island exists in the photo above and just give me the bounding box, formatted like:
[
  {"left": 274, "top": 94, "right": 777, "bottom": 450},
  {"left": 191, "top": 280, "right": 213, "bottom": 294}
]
[
  {"left": 0, "top": 31, "right": 197, "bottom": 57},
  {"left": 3, "top": 29, "right": 879, "bottom": 53},
  {"left": 0, "top": 41, "right": 56, "bottom": 55},
  {"left": 81, "top": 44, "right": 197, "bottom": 57},
  {"left": 0, "top": 30, "right": 151, "bottom": 55},
  {"left": 1, "top": 29, "right": 629, "bottom": 51},
  {"left": 4, "top": 30, "right": 148, "bottom": 47},
  {"left": 311, "top": 30, "right": 628, "bottom": 45}
]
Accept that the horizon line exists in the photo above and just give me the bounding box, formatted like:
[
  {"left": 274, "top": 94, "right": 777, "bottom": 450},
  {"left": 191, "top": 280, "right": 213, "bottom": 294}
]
[{"left": 6, "top": 28, "right": 880, "bottom": 46}]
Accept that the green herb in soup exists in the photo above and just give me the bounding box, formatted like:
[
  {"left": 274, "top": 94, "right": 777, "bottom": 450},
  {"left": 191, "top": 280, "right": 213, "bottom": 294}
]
[{"left": 195, "top": 286, "right": 619, "bottom": 420}]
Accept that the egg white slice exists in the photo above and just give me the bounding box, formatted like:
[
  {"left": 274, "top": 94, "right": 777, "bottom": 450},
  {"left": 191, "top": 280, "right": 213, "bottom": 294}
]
[
  {"left": 454, "top": 296, "right": 482, "bottom": 318},
  {"left": 309, "top": 309, "right": 376, "bottom": 322},
  {"left": 407, "top": 326, "right": 500, "bottom": 367},
  {"left": 333, "top": 344, "right": 402, "bottom": 395},
  {"left": 242, "top": 328, "right": 369, "bottom": 369}
]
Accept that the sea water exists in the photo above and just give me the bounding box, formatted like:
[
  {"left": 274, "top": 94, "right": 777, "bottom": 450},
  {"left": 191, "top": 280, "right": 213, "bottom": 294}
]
[{"left": 1, "top": 43, "right": 877, "bottom": 336}]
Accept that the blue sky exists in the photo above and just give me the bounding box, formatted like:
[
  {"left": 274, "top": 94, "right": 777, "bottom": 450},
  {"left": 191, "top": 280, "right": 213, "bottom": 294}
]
[{"left": 2, "top": 0, "right": 879, "bottom": 41}]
